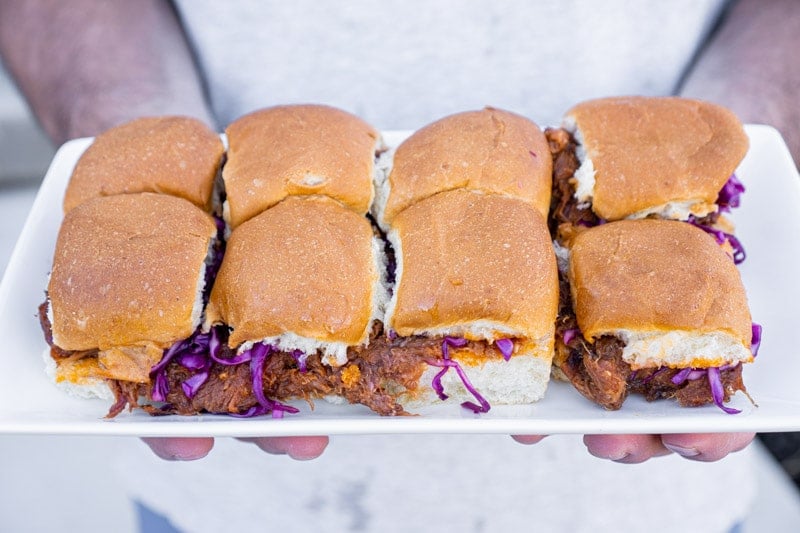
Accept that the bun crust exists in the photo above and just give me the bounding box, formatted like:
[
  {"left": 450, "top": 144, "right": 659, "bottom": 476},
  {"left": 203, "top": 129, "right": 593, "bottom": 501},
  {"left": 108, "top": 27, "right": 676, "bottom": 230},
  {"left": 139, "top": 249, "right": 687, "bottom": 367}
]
[
  {"left": 388, "top": 189, "right": 558, "bottom": 341},
  {"left": 223, "top": 104, "right": 380, "bottom": 228},
  {"left": 49, "top": 193, "right": 217, "bottom": 351},
  {"left": 64, "top": 116, "right": 224, "bottom": 213},
  {"left": 206, "top": 196, "right": 379, "bottom": 349},
  {"left": 568, "top": 219, "right": 752, "bottom": 350},
  {"left": 380, "top": 108, "right": 552, "bottom": 224},
  {"left": 566, "top": 96, "right": 748, "bottom": 221}
]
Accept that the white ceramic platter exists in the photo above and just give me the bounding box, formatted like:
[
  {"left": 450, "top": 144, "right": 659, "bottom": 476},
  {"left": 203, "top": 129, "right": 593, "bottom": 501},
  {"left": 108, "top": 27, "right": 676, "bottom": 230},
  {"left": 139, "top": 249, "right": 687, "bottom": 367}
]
[{"left": 0, "top": 126, "right": 797, "bottom": 437}]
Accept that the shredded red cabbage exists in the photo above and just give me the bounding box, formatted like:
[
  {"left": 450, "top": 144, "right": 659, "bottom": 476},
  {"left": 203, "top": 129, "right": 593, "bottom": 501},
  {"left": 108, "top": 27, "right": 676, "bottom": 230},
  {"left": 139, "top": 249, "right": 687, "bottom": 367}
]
[
  {"left": 208, "top": 327, "right": 253, "bottom": 365},
  {"left": 428, "top": 337, "right": 491, "bottom": 413},
  {"left": 562, "top": 329, "right": 579, "bottom": 346},
  {"left": 688, "top": 216, "right": 746, "bottom": 264},
  {"left": 291, "top": 349, "right": 309, "bottom": 373},
  {"left": 717, "top": 174, "right": 745, "bottom": 213},
  {"left": 248, "top": 343, "right": 299, "bottom": 418},
  {"left": 495, "top": 338, "right": 514, "bottom": 361},
  {"left": 149, "top": 327, "right": 298, "bottom": 417},
  {"left": 751, "top": 323, "right": 762, "bottom": 357},
  {"left": 181, "top": 371, "right": 209, "bottom": 398},
  {"left": 707, "top": 366, "right": 741, "bottom": 414},
  {"left": 670, "top": 367, "right": 694, "bottom": 385}
]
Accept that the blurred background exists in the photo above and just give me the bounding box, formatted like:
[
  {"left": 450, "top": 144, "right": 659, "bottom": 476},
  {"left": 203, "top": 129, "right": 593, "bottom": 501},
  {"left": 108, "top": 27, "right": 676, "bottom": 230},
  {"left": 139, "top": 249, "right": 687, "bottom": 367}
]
[{"left": 1, "top": 56, "right": 800, "bottom": 531}]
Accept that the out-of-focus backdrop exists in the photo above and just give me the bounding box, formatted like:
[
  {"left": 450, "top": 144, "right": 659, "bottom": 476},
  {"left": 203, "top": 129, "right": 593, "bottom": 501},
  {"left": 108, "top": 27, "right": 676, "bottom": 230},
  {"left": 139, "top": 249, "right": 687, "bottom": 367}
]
[{"left": 1, "top": 59, "right": 799, "bottom": 532}]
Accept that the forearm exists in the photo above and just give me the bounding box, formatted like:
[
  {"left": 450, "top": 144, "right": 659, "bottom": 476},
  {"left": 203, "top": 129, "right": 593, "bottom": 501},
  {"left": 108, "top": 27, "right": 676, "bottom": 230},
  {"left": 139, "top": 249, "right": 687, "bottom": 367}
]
[
  {"left": 679, "top": 0, "right": 800, "bottom": 165},
  {"left": 0, "top": 0, "right": 214, "bottom": 145}
]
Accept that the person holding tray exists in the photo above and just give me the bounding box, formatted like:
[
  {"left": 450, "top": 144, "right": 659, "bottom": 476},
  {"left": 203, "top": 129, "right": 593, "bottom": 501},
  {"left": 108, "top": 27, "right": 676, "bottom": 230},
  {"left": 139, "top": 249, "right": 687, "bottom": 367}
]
[{"left": 1, "top": 1, "right": 798, "bottom": 532}]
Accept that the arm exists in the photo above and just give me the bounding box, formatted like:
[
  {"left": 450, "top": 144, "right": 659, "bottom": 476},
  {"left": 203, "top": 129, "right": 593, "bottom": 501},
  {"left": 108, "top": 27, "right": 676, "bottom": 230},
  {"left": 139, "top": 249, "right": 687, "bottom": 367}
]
[
  {"left": 679, "top": 0, "right": 800, "bottom": 164},
  {"left": 0, "top": 0, "right": 214, "bottom": 144},
  {"left": 518, "top": 0, "right": 793, "bottom": 464},
  {"left": 0, "top": 0, "right": 325, "bottom": 462}
]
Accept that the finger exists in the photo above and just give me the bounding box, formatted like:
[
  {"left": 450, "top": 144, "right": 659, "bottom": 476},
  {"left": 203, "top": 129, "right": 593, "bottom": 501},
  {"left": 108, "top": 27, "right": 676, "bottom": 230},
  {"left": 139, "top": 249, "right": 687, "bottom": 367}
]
[
  {"left": 141, "top": 437, "right": 215, "bottom": 461},
  {"left": 239, "top": 436, "right": 330, "bottom": 460},
  {"left": 661, "top": 432, "right": 754, "bottom": 462},
  {"left": 583, "top": 434, "right": 671, "bottom": 464},
  {"left": 510, "top": 435, "right": 548, "bottom": 445}
]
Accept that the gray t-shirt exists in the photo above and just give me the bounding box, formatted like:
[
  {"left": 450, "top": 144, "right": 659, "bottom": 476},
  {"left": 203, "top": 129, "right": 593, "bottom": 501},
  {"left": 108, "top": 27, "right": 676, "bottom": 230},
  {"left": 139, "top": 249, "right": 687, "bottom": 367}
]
[{"left": 175, "top": 0, "right": 727, "bottom": 129}]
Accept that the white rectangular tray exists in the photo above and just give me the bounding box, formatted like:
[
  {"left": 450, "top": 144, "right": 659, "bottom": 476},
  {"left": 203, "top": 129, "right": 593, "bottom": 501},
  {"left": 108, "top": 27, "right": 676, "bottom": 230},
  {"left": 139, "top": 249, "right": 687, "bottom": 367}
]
[{"left": 0, "top": 126, "right": 797, "bottom": 437}]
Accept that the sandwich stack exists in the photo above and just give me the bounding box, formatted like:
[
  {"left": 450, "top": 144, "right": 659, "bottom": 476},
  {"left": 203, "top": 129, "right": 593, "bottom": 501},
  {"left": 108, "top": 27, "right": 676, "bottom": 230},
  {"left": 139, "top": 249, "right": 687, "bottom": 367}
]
[
  {"left": 39, "top": 96, "right": 760, "bottom": 418},
  {"left": 545, "top": 96, "right": 759, "bottom": 412},
  {"left": 40, "top": 117, "right": 224, "bottom": 415},
  {"left": 373, "top": 108, "right": 558, "bottom": 411}
]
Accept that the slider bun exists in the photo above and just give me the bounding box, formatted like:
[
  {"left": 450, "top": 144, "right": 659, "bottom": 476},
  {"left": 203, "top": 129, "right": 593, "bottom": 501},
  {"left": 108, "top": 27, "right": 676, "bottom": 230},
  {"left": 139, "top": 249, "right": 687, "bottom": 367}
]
[
  {"left": 568, "top": 219, "right": 753, "bottom": 369},
  {"left": 48, "top": 193, "right": 217, "bottom": 379},
  {"left": 376, "top": 107, "right": 552, "bottom": 226},
  {"left": 64, "top": 116, "right": 224, "bottom": 213},
  {"left": 397, "top": 342, "right": 553, "bottom": 408},
  {"left": 386, "top": 189, "right": 558, "bottom": 345},
  {"left": 565, "top": 96, "right": 748, "bottom": 221},
  {"left": 223, "top": 104, "right": 380, "bottom": 228},
  {"left": 205, "top": 196, "right": 384, "bottom": 366}
]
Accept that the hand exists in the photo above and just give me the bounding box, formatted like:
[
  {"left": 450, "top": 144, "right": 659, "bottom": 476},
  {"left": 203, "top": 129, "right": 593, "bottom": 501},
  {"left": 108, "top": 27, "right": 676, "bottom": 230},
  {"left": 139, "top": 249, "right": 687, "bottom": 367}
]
[
  {"left": 141, "top": 436, "right": 330, "bottom": 461},
  {"left": 511, "top": 433, "right": 754, "bottom": 463}
]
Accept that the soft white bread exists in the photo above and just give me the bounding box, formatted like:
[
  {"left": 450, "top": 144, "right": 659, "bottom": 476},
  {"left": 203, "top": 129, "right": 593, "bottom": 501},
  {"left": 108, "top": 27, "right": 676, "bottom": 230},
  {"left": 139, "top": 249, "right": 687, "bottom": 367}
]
[
  {"left": 205, "top": 195, "right": 386, "bottom": 367},
  {"left": 564, "top": 96, "right": 749, "bottom": 221},
  {"left": 396, "top": 342, "right": 554, "bottom": 408},
  {"left": 64, "top": 116, "right": 224, "bottom": 213},
  {"left": 47, "top": 193, "right": 217, "bottom": 384},
  {"left": 375, "top": 107, "right": 552, "bottom": 227},
  {"left": 223, "top": 104, "right": 381, "bottom": 229},
  {"left": 568, "top": 219, "right": 753, "bottom": 369},
  {"left": 383, "top": 189, "right": 557, "bottom": 406}
]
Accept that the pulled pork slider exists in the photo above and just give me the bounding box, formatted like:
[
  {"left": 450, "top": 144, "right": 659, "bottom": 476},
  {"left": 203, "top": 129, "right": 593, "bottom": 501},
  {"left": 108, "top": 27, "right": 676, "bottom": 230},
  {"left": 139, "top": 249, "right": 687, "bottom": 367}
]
[
  {"left": 197, "top": 196, "right": 401, "bottom": 416},
  {"left": 222, "top": 104, "right": 382, "bottom": 229},
  {"left": 383, "top": 189, "right": 559, "bottom": 411},
  {"left": 555, "top": 219, "right": 759, "bottom": 413},
  {"left": 39, "top": 193, "right": 218, "bottom": 414},
  {"left": 374, "top": 107, "right": 552, "bottom": 228},
  {"left": 63, "top": 116, "right": 224, "bottom": 213},
  {"left": 547, "top": 96, "right": 749, "bottom": 253}
]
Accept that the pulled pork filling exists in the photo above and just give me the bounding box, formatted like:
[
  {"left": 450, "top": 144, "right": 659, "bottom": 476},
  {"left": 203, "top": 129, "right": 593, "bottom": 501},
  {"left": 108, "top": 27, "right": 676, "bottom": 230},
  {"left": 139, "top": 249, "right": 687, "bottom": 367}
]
[
  {"left": 39, "top": 302, "right": 507, "bottom": 418},
  {"left": 545, "top": 127, "right": 601, "bottom": 236},
  {"left": 554, "top": 275, "right": 746, "bottom": 411}
]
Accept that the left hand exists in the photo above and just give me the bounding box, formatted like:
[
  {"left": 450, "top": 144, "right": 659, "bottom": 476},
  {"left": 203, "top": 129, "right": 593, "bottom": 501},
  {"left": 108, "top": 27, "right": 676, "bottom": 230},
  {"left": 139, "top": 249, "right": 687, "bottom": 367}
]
[{"left": 141, "top": 436, "right": 330, "bottom": 461}]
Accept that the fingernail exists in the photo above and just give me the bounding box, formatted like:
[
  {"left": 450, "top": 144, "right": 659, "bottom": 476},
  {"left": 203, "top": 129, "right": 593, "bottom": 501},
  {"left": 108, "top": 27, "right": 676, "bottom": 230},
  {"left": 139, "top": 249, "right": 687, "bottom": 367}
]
[
  {"left": 609, "top": 451, "right": 631, "bottom": 462},
  {"left": 664, "top": 443, "right": 700, "bottom": 457}
]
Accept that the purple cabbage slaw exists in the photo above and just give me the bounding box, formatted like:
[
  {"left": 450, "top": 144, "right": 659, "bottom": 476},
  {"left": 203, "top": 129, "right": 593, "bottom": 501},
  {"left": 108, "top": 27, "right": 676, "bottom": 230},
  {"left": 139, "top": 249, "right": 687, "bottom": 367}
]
[
  {"left": 688, "top": 216, "right": 746, "bottom": 264},
  {"left": 661, "top": 322, "right": 762, "bottom": 414},
  {"left": 717, "top": 174, "right": 745, "bottom": 213},
  {"left": 564, "top": 323, "right": 762, "bottom": 414},
  {"left": 427, "top": 336, "right": 515, "bottom": 414},
  {"left": 149, "top": 326, "right": 298, "bottom": 418},
  {"left": 688, "top": 174, "right": 747, "bottom": 264}
]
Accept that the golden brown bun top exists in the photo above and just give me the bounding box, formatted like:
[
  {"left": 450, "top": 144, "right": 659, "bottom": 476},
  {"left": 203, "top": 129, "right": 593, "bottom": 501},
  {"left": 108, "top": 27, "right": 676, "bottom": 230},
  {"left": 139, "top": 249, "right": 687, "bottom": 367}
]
[
  {"left": 389, "top": 189, "right": 558, "bottom": 339},
  {"left": 568, "top": 219, "right": 751, "bottom": 344},
  {"left": 223, "top": 104, "right": 380, "bottom": 228},
  {"left": 567, "top": 96, "right": 749, "bottom": 220},
  {"left": 64, "top": 116, "right": 224, "bottom": 213},
  {"left": 206, "top": 195, "right": 378, "bottom": 348},
  {"left": 49, "top": 193, "right": 217, "bottom": 351},
  {"left": 382, "top": 107, "right": 552, "bottom": 224}
]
